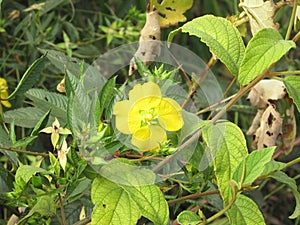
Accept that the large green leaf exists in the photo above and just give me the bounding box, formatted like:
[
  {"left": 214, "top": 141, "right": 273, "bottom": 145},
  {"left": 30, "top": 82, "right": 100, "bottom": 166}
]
[
  {"left": 91, "top": 176, "right": 168, "bottom": 225},
  {"left": 232, "top": 147, "right": 275, "bottom": 185},
  {"left": 270, "top": 171, "right": 300, "bottom": 219},
  {"left": 168, "top": 15, "right": 245, "bottom": 76},
  {"left": 4, "top": 107, "right": 47, "bottom": 128},
  {"left": 227, "top": 194, "right": 265, "bottom": 225},
  {"left": 238, "top": 28, "right": 296, "bottom": 85},
  {"left": 91, "top": 176, "right": 141, "bottom": 225},
  {"left": 202, "top": 121, "right": 248, "bottom": 204},
  {"left": 283, "top": 76, "right": 300, "bottom": 113},
  {"left": 25, "top": 88, "right": 67, "bottom": 122},
  {"left": 8, "top": 53, "right": 47, "bottom": 100},
  {"left": 92, "top": 160, "right": 169, "bottom": 225}
]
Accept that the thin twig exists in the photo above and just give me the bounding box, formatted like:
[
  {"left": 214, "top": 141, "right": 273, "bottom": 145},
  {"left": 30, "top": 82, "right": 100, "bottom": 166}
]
[
  {"left": 167, "top": 190, "right": 219, "bottom": 205},
  {"left": 0, "top": 145, "right": 50, "bottom": 157},
  {"left": 58, "top": 193, "right": 67, "bottom": 225}
]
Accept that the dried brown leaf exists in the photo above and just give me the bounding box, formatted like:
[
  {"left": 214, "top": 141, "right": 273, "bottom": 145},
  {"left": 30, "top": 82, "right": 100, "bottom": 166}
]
[
  {"left": 254, "top": 104, "right": 283, "bottom": 150},
  {"left": 247, "top": 79, "right": 286, "bottom": 109},
  {"left": 239, "top": 0, "right": 277, "bottom": 35},
  {"left": 129, "top": 8, "right": 161, "bottom": 75}
]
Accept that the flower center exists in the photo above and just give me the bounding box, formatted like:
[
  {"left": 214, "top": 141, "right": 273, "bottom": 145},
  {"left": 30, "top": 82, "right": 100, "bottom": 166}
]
[{"left": 139, "top": 108, "right": 158, "bottom": 127}]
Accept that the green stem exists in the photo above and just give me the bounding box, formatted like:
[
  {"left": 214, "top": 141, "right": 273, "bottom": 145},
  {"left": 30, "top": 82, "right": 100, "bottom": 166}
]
[
  {"left": 285, "top": 0, "right": 298, "bottom": 40},
  {"left": 269, "top": 70, "right": 300, "bottom": 76},
  {"left": 200, "top": 186, "right": 237, "bottom": 225},
  {"left": 286, "top": 156, "right": 300, "bottom": 168}
]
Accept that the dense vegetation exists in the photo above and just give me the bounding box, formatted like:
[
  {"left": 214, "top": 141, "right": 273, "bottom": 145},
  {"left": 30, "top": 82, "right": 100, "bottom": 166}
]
[{"left": 0, "top": 0, "right": 300, "bottom": 224}]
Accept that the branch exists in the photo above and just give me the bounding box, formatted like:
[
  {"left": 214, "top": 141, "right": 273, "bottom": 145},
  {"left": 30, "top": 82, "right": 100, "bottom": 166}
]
[
  {"left": 0, "top": 145, "right": 50, "bottom": 157},
  {"left": 167, "top": 190, "right": 219, "bottom": 205}
]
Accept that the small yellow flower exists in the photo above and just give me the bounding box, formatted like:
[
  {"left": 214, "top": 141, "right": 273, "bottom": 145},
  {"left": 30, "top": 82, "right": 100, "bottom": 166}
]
[
  {"left": 40, "top": 118, "right": 72, "bottom": 149},
  {"left": 113, "top": 82, "right": 183, "bottom": 151},
  {"left": 0, "top": 78, "right": 11, "bottom": 108}
]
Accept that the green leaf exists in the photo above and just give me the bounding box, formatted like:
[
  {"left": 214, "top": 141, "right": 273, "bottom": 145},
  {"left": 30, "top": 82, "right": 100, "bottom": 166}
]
[
  {"left": 92, "top": 160, "right": 169, "bottom": 225},
  {"left": 18, "top": 195, "right": 56, "bottom": 224},
  {"left": 15, "top": 165, "right": 50, "bottom": 184},
  {"left": 0, "top": 124, "right": 17, "bottom": 165},
  {"left": 31, "top": 109, "right": 51, "bottom": 136},
  {"left": 227, "top": 194, "right": 265, "bottom": 225},
  {"left": 233, "top": 147, "right": 275, "bottom": 185},
  {"left": 4, "top": 107, "right": 47, "bottom": 128},
  {"left": 283, "top": 76, "right": 300, "bottom": 113},
  {"left": 7, "top": 53, "right": 47, "bottom": 100},
  {"left": 177, "top": 211, "right": 202, "bottom": 225},
  {"left": 13, "top": 136, "right": 37, "bottom": 148},
  {"left": 66, "top": 178, "right": 91, "bottom": 201},
  {"left": 168, "top": 15, "right": 245, "bottom": 75},
  {"left": 270, "top": 171, "right": 300, "bottom": 219},
  {"left": 91, "top": 176, "right": 141, "bottom": 225},
  {"left": 202, "top": 121, "right": 248, "bottom": 203},
  {"left": 238, "top": 28, "right": 296, "bottom": 85},
  {"left": 95, "top": 76, "right": 116, "bottom": 125},
  {"left": 25, "top": 88, "right": 67, "bottom": 122},
  {"left": 261, "top": 160, "right": 286, "bottom": 175}
]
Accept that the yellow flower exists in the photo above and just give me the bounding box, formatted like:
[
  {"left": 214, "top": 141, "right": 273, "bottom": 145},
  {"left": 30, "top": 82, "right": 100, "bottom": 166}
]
[
  {"left": 113, "top": 82, "right": 183, "bottom": 151},
  {"left": 0, "top": 78, "right": 11, "bottom": 108}
]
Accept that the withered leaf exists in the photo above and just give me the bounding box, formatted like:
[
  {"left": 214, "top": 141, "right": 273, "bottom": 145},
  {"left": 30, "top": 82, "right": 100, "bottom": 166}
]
[
  {"left": 254, "top": 104, "right": 283, "bottom": 150},
  {"left": 153, "top": 0, "right": 193, "bottom": 28},
  {"left": 239, "top": 0, "right": 277, "bottom": 35},
  {"left": 280, "top": 104, "right": 296, "bottom": 154},
  {"left": 129, "top": 8, "right": 161, "bottom": 75},
  {"left": 247, "top": 79, "right": 286, "bottom": 109}
]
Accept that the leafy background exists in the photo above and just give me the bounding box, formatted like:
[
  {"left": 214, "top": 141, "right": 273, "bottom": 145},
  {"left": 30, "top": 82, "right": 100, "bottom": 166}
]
[{"left": 0, "top": 0, "right": 300, "bottom": 225}]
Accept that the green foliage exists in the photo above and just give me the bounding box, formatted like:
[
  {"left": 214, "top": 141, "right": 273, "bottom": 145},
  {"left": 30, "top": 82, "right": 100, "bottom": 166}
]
[
  {"left": 238, "top": 28, "right": 296, "bottom": 85},
  {"left": 203, "top": 121, "right": 248, "bottom": 203},
  {"left": 0, "top": 1, "right": 299, "bottom": 225},
  {"left": 168, "top": 15, "right": 245, "bottom": 75},
  {"left": 227, "top": 194, "right": 265, "bottom": 225},
  {"left": 92, "top": 161, "right": 169, "bottom": 225}
]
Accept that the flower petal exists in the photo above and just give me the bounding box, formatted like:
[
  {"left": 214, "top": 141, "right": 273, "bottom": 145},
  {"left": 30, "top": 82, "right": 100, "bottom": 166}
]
[
  {"left": 128, "top": 96, "right": 161, "bottom": 133},
  {"left": 129, "top": 82, "right": 161, "bottom": 102},
  {"left": 158, "top": 98, "right": 183, "bottom": 131},
  {"left": 132, "top": 125, "right": 166, "bottom": 151},
  {"left": 113, "top": 100, "right": 133, "bottom": 134},
  {"left": 0, "top": 92, "right": 11, "bottom": 108}
]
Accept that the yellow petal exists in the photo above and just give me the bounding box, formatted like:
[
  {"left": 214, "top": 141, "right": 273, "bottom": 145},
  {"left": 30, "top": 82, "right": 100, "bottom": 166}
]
[
  {"left": 132, "top": 125, "right": 166, "bottom": 151},
  {"left": 0, "top": 90, "right": 11, "bottom": 108},
  {"left": 158, "top": 98, "right": 183, "bottom": 131},
  {"left": 128, "top": 96, "right": 161, "bottom": 133},
  {"left": 129, "top": 82, "right": 161, "bottom": 102},
  {"left": 113, "top": 100, "right": 132, "bottom": 134},
  {"left": 133, "top": 126, "right": 151, "bottom": 140}
]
